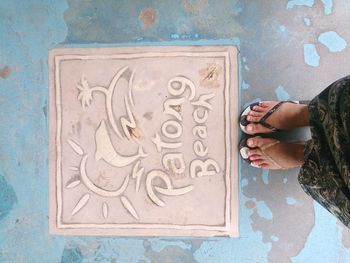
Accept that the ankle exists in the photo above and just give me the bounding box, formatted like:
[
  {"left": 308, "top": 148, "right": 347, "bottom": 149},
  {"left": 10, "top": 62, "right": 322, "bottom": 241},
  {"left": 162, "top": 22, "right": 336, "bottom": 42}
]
[
  {"left": 294, "top": 105, "right": 309, "bottom": 127},
  {"left": 293, "top": 144, "right": 305, "bottom": 164}
]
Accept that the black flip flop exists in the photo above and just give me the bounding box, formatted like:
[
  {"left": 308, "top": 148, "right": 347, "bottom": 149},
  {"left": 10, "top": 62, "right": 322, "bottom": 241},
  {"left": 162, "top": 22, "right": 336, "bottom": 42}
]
[
  {"left": 239, "top": 100, "right": 310, "bottom": 134},
  {"left": 239, "top": 136, "right": 283, "bottom": 169},
  {"left": 239, "top": 136, "right": 260, "bottom": 168}
]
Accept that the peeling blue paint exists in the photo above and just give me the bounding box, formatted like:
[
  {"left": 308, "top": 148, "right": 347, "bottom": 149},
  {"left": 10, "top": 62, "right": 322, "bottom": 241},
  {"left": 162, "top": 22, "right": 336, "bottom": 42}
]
[
  {"left": 233, "top": 6, "right": 243, "bottom": 16},
  {"left": 61, "top": 246, "right": 83, "bottom": 263},
  {"left": 58, "top": 38, "right": 240, "bottom": 48},
  {"left": 286, "top": 197, "right": 297, "bottom": 205},
  {"left": 292, "top": 202, "right": 350, "bottom": 263},
  {"left": 194, "top": 237, "right": 270, "bottom": 263},
  {"left": 0, "top": 0, "right": 69, "bottom": 261},
  {"left": 143, "top": 240, "right": 199, "bottom": 263},
  {"left": 318, "top": 31, "right": 347, "bottom": 52},
  {"left": 241, "top": 178, "right": 249, "bottom": 187},
  {"left": 0, "top": 175, "right": 17, "bottom": 221},
  {"left": 278, "top": 25, "right": 287, "bottom": 32},
  {"left": 242, "top": 80, "right": 250, "bottom": 90},
  {"left": 241, "top": 57, "right": 250, "bottom": 71},
  {"left": 262, "top": 169, "right": 269, "bottom": 185},
  {"left": 149, "top": 239, "right": 191, "bottom": 252},
  {"left": 321, "top": 0, "right": 333, "bottom": 15},
  {"left": 256, "top": 200, "right": 273, "bottom": 220},
  {"left": 303, "top": 44, "right": 320, "bottom": 67},
  {"left": 275, "top": 86, "right": 291, "bottom": 101},
  {"left": 303, "top": 17, "right": 311, "bottom": 26},
  {"left": 170, "top": 33, "right": 200, "bottom": 40},
  {"left": 170, "top": 33, "right": 180, "bottom": 39},
  {"left": 194, "top": 237, "right": 271, "bottom": 263},
  {"left": 63, "top": 0, "right": 241, "bottom": 43},
  {"left": 287, "top": 0, "right": 314, "bottom": 9},
  {"left": 271, "top": 235, "right": 279, "bottom": 242}
]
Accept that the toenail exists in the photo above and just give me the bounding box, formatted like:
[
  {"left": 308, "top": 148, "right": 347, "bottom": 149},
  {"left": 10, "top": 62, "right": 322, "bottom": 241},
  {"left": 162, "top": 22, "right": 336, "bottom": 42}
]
[
  {"left": 247, "top": 126, "right": 253, "bottom": 132},
  {"left": 248, "top": 140, "right": 254, "bottom": 147}
]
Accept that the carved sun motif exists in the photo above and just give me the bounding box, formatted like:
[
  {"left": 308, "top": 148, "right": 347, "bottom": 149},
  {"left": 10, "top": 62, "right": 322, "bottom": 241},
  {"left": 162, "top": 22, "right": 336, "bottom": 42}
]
[
  {"left": 65, "top": 67, "right": 146, "bottom": 220},
  {"left": 66, "top": 139, "right": 140, "bottom": 220}
]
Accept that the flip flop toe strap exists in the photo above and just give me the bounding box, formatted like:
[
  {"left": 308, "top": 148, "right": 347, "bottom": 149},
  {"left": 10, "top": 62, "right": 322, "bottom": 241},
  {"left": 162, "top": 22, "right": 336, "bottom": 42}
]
[
  {"left": 258, "top": 101, "right": 298, "bottom": 132},
  {"left": 258, "top": 102, "right": 284, "bottom": 132},
  {"left": 260, "top": 141, "right": 284, "bottom": 169}
]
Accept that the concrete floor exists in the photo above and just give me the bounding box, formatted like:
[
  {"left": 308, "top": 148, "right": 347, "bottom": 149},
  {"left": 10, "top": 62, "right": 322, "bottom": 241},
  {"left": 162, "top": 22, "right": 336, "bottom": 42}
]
[{"left": 1, "top": 0, "right": 350, "bottom": 262}]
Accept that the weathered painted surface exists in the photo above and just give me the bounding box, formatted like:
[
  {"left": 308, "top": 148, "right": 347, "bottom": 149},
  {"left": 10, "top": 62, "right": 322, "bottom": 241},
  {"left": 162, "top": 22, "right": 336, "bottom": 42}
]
[
  {"left": 303, "top": 43, "right": 320, "bottom": 67},
  {"left": 0, "top": 175, "right": 17, "bottom": 221},
  {"left": 1, "top": 0, "right": 350, "bottom": 262},
  {"left": 318, "top": 31, "right": 347, "bottom": 52}
]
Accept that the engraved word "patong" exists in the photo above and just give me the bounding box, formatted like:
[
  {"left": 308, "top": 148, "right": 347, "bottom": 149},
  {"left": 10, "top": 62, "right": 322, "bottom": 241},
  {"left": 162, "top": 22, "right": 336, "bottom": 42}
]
[{"left": 151, "top": 76, "right": 220, "bottom": 178}]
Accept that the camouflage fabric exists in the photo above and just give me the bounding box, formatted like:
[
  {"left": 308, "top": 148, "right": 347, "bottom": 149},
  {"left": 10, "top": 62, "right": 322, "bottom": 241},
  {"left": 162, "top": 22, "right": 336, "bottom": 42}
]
[{"left": 299, "top": 76, "right": 350, "bottom": 228}]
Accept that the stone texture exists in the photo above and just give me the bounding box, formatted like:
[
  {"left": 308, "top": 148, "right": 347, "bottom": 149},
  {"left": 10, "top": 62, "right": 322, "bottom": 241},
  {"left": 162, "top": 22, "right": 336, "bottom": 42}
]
[{"left": 49, "top": 46, "right": 239, "bottom": 237}]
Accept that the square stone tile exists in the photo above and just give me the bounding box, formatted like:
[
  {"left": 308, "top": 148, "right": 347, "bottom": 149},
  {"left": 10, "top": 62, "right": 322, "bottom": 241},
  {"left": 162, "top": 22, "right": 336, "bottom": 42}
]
[{"left": 49, "top": 46, "right": 239, "bottom": 237}]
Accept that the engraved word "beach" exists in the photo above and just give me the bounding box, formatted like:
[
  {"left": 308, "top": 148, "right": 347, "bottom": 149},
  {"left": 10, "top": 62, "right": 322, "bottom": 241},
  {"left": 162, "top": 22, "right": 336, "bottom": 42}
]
[{"left": 151, "top": 76, "right": 221, "bottom": 178}]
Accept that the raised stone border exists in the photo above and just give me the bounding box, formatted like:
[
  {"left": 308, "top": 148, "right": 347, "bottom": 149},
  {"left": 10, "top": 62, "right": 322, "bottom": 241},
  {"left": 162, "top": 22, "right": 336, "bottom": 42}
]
[{"left": 49, "top": 46, "right": 239, "bottom": 237}]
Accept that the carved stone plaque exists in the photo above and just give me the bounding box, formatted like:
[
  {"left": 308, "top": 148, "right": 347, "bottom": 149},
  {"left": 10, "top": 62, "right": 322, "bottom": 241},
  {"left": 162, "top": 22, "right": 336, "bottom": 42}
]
[{"left": 49, "top": 46, "right": 239, "bottom": 237}]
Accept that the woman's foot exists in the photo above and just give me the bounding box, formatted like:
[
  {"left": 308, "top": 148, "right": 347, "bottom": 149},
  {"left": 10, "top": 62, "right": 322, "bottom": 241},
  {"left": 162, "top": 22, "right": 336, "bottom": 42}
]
[
  {"left": 244, "top": 101, "right": 309, "bottom": 134},
  {"left": 247, "top": 137, "right": 304, "bottom": 170}
]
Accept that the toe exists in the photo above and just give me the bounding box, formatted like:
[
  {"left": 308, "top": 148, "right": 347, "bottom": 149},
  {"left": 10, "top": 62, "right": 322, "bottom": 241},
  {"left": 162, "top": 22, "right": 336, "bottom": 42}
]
[
  {"left": 248, "top": 110, "right": 262, "bottom": 117},
  {"left": 246, "top": 122, "right": 274, "bottom": 134},
  {"left": 249, "top": 155, "right": 264, "bottom": 161},
  {"left": 252, "top": 105, "right": 265, "bottom": 112},
  {"left": 247, "top": 148, "right": 262, "bottom": 156},
  {"left": 246, "top": 115, "right": 260, "bottom": 122},
  {"left": 247, "top": 137, "right": 261, "bottom": 147},
  {"left": 248, "top": 137, "right": 279, "bottom": 149},
  {"left": 252, "top": 160, "right": 267, "bottom": 167},
  {"left": 259, "top": 101, "right": 271, "bottom": 108},
  {"left": 246, "top": 124, "right": 259, "bottom": 134}
]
